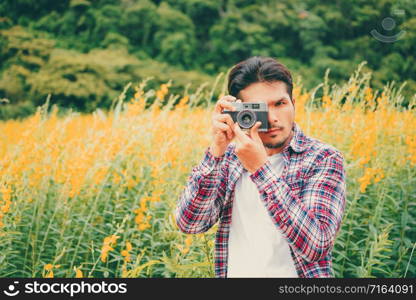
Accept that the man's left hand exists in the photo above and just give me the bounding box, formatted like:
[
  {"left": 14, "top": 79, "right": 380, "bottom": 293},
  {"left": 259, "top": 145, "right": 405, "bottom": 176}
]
[{"left": 233, "top": 121, "right": 268, "bottom": 174}]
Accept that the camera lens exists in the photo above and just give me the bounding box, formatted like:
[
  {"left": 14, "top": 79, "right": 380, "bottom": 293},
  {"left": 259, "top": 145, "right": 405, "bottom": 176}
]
[
  {"left": 242, "top": 115, "right": 251, "bottom": 124},
  {"left": 236, "top": 110, "right": 256, "bottom": 129}
]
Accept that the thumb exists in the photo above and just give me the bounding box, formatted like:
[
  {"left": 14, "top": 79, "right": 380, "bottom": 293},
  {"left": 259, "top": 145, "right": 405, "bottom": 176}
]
[{"left": 250, "top": 121, "right": 262, "bottom": 142}]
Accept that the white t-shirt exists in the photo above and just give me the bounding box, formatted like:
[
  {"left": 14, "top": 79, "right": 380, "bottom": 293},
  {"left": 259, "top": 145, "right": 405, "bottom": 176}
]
[{"left": 227, "top": 152, "right": 298, "bottom": 278}]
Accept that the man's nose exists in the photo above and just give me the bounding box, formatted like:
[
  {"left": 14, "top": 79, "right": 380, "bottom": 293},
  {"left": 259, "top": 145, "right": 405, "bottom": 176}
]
[{"left": 268, "top": 113, "right": 279, "bottom": 125}]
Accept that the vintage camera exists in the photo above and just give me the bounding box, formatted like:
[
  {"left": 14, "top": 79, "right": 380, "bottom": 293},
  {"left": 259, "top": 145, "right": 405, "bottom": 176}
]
[{"left": 223, "top": 102, "right": 269, "bottom": 132}]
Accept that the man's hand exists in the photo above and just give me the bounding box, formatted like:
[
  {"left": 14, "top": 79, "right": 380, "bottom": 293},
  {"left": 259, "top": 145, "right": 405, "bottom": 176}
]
[
  {"left": 210, "top": 95, "right": 241, "bottom": 157},
  {"left": 233, "top": 121, "right": 268, "bottom": 174}
]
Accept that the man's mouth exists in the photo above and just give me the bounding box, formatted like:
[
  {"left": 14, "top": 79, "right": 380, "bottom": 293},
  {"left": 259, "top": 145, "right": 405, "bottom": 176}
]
[{"left": 267, "top": 127, "right": 283, "bottom": 134}]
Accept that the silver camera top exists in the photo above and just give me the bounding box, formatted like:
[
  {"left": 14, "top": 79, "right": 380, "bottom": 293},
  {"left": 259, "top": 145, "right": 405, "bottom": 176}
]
[{"left": 228, "top": 102, "right": 268, "bottom": 111}]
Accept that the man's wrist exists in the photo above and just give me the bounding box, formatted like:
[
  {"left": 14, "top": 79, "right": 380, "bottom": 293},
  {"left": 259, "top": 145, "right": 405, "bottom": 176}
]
[
  {"left": 209, "top": 144, "right": 226, "bottom": 158},
  {"left": 198, "top": 146, "right": 225, "bottom": 177}
]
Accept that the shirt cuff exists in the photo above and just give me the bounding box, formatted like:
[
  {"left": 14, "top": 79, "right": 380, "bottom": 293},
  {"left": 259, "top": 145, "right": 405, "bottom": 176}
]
[
  {"left": 249, "top": 160, "right": 279, "bottom": 192},
  {"left": 198, "top": 146, "right": 225, "bottom": 176},
  {"left": 249, "top": 160, "right": 291, "bottom": 224}
]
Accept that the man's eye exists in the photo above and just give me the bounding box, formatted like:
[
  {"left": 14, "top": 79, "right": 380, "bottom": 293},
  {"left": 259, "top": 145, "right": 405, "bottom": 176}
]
[{"left": 275, "top": 101, "right": 283, "bottom": 106}]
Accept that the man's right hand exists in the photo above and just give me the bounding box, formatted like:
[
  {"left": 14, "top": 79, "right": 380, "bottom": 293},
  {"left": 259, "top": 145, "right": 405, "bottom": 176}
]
[{"left": 210, "top": 95, "right": 242, "bottom": 157}]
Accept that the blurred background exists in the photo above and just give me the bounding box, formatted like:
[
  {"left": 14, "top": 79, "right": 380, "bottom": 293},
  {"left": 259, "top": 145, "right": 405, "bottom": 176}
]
[{"left": 0, "top": 0, "right": 415, "bottom": 119}]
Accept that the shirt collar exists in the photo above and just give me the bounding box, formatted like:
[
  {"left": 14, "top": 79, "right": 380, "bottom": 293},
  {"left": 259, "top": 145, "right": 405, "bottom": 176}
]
[{"left": 287, "top": 122, "right": 311, "bottom": 153}]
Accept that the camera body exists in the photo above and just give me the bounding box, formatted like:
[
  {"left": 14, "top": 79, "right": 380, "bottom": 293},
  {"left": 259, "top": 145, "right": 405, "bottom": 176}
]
[{"left": 223, "top": 102, "right": 269, "bottom": 132}]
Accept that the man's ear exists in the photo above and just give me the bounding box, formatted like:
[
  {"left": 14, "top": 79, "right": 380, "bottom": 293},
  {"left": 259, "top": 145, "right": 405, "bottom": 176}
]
[{"left": 292, "top": 97, "right": 296, "bottom": 109}]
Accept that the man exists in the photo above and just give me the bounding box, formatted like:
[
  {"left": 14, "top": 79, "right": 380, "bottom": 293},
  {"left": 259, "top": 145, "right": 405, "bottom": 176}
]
[{"left": 175, "top": 56, "right": 347, "bottom": 278}]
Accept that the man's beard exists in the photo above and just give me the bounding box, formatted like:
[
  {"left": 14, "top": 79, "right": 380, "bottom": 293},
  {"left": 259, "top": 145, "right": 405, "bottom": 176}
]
[
  {"left": 263, "top": 140, "right": 286, "bottom": 149},
  {"left": 262, "top": 123, "right": 294, "bottom": 149}
]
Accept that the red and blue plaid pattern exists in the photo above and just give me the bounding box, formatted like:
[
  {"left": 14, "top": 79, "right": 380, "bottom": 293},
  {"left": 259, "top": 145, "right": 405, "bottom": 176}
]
[{"left": 176, "top": 122, "right": 347, "bottom": 278}]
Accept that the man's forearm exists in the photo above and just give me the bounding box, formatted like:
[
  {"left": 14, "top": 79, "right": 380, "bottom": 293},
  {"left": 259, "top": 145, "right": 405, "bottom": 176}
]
[
  {"left": 175, "top": 147, "right": 227, "bottom": 234},
  {"left": 249, "top": 151, "right": 346, "bottom": 262}
]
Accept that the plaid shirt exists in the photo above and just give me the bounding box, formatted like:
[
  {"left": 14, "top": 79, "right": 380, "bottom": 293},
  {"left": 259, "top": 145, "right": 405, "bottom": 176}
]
[{"left": 175, "top": 122, "right": 347, "bottom": 278}]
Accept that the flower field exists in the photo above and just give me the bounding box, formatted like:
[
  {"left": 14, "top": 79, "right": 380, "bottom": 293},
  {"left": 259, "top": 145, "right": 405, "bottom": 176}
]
[{"left": 0, "top": 67, "right": 415, "bottom": 278}]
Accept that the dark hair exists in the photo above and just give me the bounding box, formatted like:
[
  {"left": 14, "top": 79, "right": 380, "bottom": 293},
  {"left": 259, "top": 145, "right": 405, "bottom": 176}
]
[{"left": 227, "top": 56, "right": 293, "bottom": 101}]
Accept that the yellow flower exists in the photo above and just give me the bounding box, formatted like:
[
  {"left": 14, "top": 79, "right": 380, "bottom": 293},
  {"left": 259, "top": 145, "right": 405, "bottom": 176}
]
[
  {"left": 74, "top": 267, "right": 83, "bottom": 278},
  {"left": 348, "top": 84, "right": 358, "bottom": 93},
  {"left": 133, "top": 197, "right": 152, "bottom": 231},
  {"left": 1, "top": 202, "right": 11, "bottom": 213},
  {"left": 176, "top": 235, "right": 193, "bottom": 255},
  {"left": 121, "top": 251, "right": 131, "bottom": 263},
  {"left": 322, "top": 95, "right": 332, "bottom": 109},
  {"left": 176, "top": 244, "right": 189, "bottom": 255},
  {"left": 121, "top": 241, "right": 133, "bottom": 263},
  {"left": 155, "top": 83, "right": 170, "bottom": 100},
  {"left": 44, "top": 271, "right": 54, "bottom": 278},
  {"left": 100, "top": 251, "right": 110, "bottom": 263},
  {"left": 1, "top": 186, "right": 12, "bottom": 202},
  {"left": 121, "top": 265, "right": 129, "bottom": 277},
  {"left": 358, "top": 167, "right": 384, "bottom": 193},
  {"left": 112, "top": 172, "right": 121, "bottom": 184},
  {"left": 134, "top": 87, "right": 144, "bottom": 100},
  {"left": 365, "top": 87, "right": 373, "bottom": 102},
  {"left": 176, "top": 95, "right": 189, "bottom": 108},
  {"left": 184, "top": 235, "right": 192, "bottom": 248},
  {"left": 43, "top": 263, "right": 58, "bottom": 278},
  {"left": 374, "top": 169, "right": 385, "bottom": 183},
  {"left": 108, "top": 235, "right": 120, "bottom": 245},
  {"left": 138, "top": 223, "right": 150, "bottom": 231},
  {"left": 135, "top": 213, "right": 144, "bottom": 225},
  {"left": 139, "top": 197, "right": 147, "bottom": 211},
  {"left": 100, "top": 235, "right": 120, "bottom": 263}
]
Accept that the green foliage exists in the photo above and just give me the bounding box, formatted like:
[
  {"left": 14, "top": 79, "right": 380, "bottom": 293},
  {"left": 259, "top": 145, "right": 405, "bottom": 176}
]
[
  {"left": 119, "top": 0, "right": 158, "bottom": 50},
  {"left": 153, "top": 2, "right": 197, "bottom": 68},
  {"left": 333, "top": 165, "right": 416, "bottom": 278},
  {"left": 27, "top": 48, "right": 133, "bottom": 111},
  {"left": 209, "top": 11, "right": 274, "bottom": 68},
  {"left": 0, "top": 100, "right": 35, "bottom": 120},
  {"left": 0, "top": 26, "right": 54, "bottom": 103},
  {"left": 0, "top": 25, "right": 213, "bottom": 117},
  {"left": 26, "top": 47, "right": 213, "bottom": 112}
]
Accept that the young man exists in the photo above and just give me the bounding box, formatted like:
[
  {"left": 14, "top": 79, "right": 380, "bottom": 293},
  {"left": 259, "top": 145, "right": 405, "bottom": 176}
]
[{"left": 175, "top": 56, "right": 347, "bottom": 278}]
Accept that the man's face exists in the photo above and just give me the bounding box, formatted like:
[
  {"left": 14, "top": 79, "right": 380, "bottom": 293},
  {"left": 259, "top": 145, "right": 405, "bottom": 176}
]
[{"left": 238, "top": 81, "right": 296, "bottom": 154}]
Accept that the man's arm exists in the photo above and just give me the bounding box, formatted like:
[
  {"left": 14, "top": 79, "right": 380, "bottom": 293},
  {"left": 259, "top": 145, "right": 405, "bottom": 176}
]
[
  {"left": 175, "top": 146, "right": 228, "bottom": 234},
  {"left": 249, "top": 149, "right": 347, "bottom": 262}
]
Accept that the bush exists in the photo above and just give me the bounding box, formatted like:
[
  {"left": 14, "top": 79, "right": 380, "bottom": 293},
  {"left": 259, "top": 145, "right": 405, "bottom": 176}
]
[{"left": 0, "top": 100, "right": 35, "bottom": 120}]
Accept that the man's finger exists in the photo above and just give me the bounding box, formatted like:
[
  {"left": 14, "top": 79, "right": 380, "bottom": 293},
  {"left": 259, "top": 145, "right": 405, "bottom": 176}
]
[
  {"left": 233, "top": 123, "right": 244, "bottom": 143},
  {"left": 214, "top": 98, "right": 237, "bottom": 113},
  {"left": 214, "top": 100, "right": 234, "bottom": 113},
  {"left": 233, "top": 123, "right": 250, "bottom": 144},
  {"left": 249, "top": 121, "right": 262, "bottom": 143},
  {"left": 222, "top": 95, "right": 237, "bottom": 101},
  {"left": 215, "top": 113, "right": 235, "bottom": 128}
]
